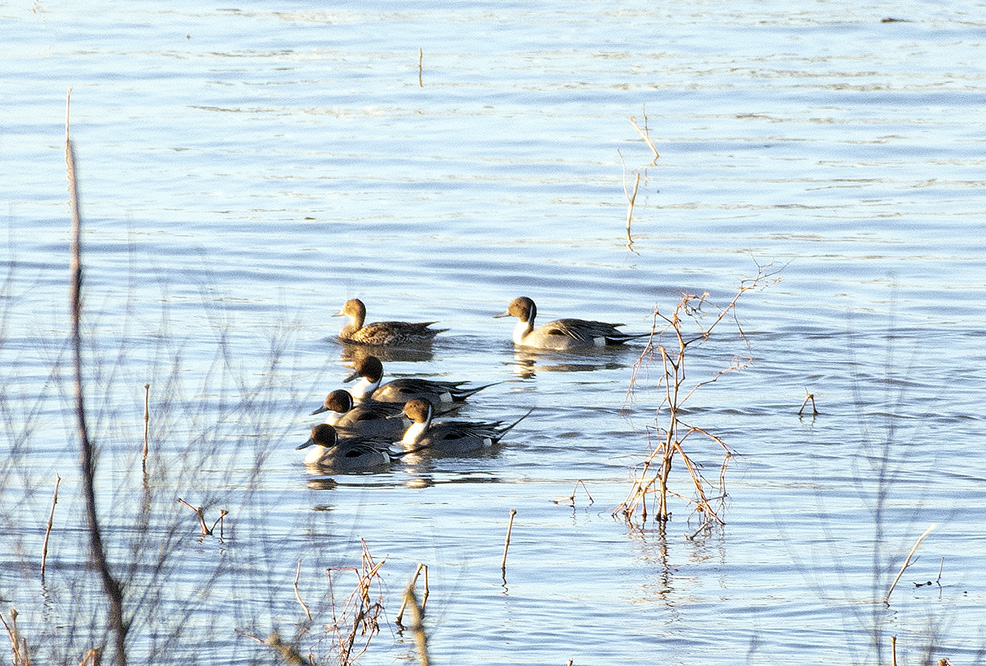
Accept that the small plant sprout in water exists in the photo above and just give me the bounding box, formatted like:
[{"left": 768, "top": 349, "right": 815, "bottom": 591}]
[
  {"left": 243, "top": 540, "right": 387, "bottom": 666},
  {"left": 616, "top": 263, "right": 779, "bottom": 528}
]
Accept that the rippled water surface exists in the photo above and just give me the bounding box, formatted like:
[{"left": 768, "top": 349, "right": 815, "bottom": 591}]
[{"left": 3, "top": 1, "right": 986, "bottom": 664}]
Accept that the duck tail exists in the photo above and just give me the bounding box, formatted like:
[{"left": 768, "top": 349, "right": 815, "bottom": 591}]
[
  {"left": 497, "top": 407, "right": 534, "bottom": 438},
  {"left": 452, "top": 381, "right": 502, "bottom": 401},
  {"left": 608, "top": 330, "right": 652, "bottom": 345}
]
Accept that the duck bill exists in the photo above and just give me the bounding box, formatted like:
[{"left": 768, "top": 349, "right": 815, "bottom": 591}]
[
  {"left": 297, "top": 437, "right": 316, "bottom": 450},
  {"left": 310, "top": 405, "right": 329, "bottom": 416},
  {"left": 492, "top": 309, "right": 511, "bottom": 318},
  {"left": 343, "top": 369, "right": 360, "bottom": 383}
]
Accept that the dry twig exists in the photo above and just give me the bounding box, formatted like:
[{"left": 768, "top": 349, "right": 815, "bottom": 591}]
[
  {"left": 326, "top": 540, "right": 385, "bottom": 666},
  {"left": 618, "top": 262, "right": 780, "bottom": 524},
  {"left": 1, "top": 609, "right": 28, "bottom": 666},
  {"left": 798, "top": 389, "right": 818, "bottom": 416},
  {"left": 78, "top": 648, "right": 102, "bottom": 666},
  {"left": 41, "top": 474, "right": 61, "bottom": 579},
  {"left": 501, "top": 509, "right": 517, "bottom": 573},
  {"left": 142, "top": 383, "right": 150, "bottom": 465},
  {"left": 553, "top": 479, "right": 594, "bottom": 507},
  {"left": 294, "top": 559, "right": 312, "bottom": 621},
  {"left": 403, "top": 588, "right": 430, "bottom": 666},
  {"left": 238, "top": 631, "right": 309, "bottom": 665},
  {"left": 884, "top": 524, "right": 936, "bottom": 604},
  {"left": 628, "top": 114, "right": 660, "bottom": 164},
  {"left": 396, "top": 564, "right": 429, "bottom": 626}
]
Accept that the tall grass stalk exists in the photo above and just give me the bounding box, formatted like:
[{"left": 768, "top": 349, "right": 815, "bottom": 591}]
[{"left": 67, "top": 89, "right": 128, "bottom": 666}]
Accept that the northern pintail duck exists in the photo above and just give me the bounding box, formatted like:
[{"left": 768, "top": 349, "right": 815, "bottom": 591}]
[
  {"left": 310, "top": 389, "right": 409, "bottom": 439},
  {"left": 344, "top": 355, "right": 494, "bottom": 405},
  {"left": 334, "top": 298, "right": 447, "bottom": 346},
  {"left": 494, "top": 296, "right": 649, "bottom": 350},
  {"left": 400, "top": 398, "right": 532, "bottom": 455},
  {"left": 297, "top": 424, "right": 396, "bottom": 471}
]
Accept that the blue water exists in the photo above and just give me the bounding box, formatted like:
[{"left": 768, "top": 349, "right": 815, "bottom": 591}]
[{"left": 2, "top": 1, "right": 985, "bottom": 664}]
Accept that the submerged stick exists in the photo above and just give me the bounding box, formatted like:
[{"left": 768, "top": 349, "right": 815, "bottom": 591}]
[
  {"left": 41, "top": 473, "right": 62, "bottom": 579},
  {"left": 501, "top": 509, "right": 517, "bottom": 572},
  {"left": 884, "top": 523, "right": 936, "bottom": 604}
]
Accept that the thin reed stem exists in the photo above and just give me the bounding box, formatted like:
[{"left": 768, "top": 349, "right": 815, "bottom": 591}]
[
  {"left": 40, "top": 473, "right": 61, "bottom": 580},
  {"left": 66, "top": 88, "right": 128, "bottom": 666},
  {"left": 294, "top": 560, "right": 312, "bottom": 621},
  {"left": 553, "top": 479, "right": 594, "bottom": 506},
  {"left": 501, "top": 509, "right": 517, "bottom": 573},
  {"left": 628, "top": 114, "right": 660, "bottom": 163},
  {"left": 142, "top": 383, "right": 150, "bottom": 464},
  {"left": 884, "top": 523, "right": 936, "bottom": 604},
  {"left": 625, "top": 172, "right": 640, "bottom": 253},
  {"left": 396, "top": 564, "right": 429, "bottom": 626}
]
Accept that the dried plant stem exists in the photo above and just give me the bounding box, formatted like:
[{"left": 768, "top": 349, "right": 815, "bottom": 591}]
[
  {"left": 798, "top": 389, "right": 818, "bottom": 416},
  {"left": 325, "top": 540, "right": 385, "bottom": 666},
  {"left": 1, "top": 608, "right": 28, "bottom": 666},
  {"left": 238, "top": 631, "right": 309, "bottom": 665},
  {"left": 40, "top": 473, "right": 62, "bottom": 580},
  {"left": 403, "top": 588, "right": 430, "bottom": 666},
  {"left": 417, "top": 48, "right": 423, "bottom": 87},
  {"left": 501, "top": 509, "right": 517, "bottom": 573},
  {"left": 78, "top": 648, "right": 102, "bottom": 666},
  {"left": 142, "top": 383, "right": 150, "bottom": 464},
  {"left": 618, "top": 262, "right": 779, "bottom": 525},
  {"left": 294, "top": 560, "right": 312, "bottom": 621},
  {"left": 553, "top": 479, "right": 594, "bottom": 506},
  {"left": 396, "top": 564, "right": 429, "bottom": 626},
  {"left": 66, "top": 88, "right": 128, "bottom": 666},
  {"left": 884, "top": 523, "right": 936, "bottom": 604},
  {"left": 891, "top": 635, "right": 898, "bottom": 666},
  {"left": 177, "top": 498, "right": 211, "bottom": 535},
  {"left": 625, "top": 172, "right": 640, "bottom": 252},
  {"left": 628, "top": 115, "right": 660, "bottom": 163},
  {"left": 210, "top": 510, "right": 228, "bottom": 538}
]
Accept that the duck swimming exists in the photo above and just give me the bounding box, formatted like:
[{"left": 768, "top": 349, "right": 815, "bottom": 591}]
[
  {"left": 296, "top": 423, "right": 396, "bottom": 472},
  {"left": 344, "top": 355, "right": 494, "bottom": 405},
  {"left": 310, "top": 389, "right": 409, "bottom": 439},
  {"left": 494, "top": 296, "right": 649, "bottom": 350},
  {"left": 399, "top": 398, "right": 532, "bottom": 456},
  {"left": 334, "top": 298, "right": 447, "bottom": 346}
]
